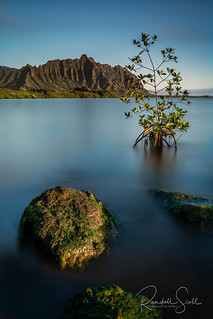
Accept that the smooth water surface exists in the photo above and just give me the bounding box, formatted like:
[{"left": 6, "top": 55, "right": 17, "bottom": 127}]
[{"left": 0, "top": 98, "right": 212, "bottom": 319}]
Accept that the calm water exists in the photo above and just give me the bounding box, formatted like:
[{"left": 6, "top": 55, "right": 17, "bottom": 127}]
[{"left": 0, "top": 98, "right": 212, "bottom": 319}]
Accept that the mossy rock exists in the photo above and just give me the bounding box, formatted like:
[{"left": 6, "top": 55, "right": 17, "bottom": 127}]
[
  {"left": 57, "top": 285, "right": 163, "bottom": 319},
  {"left": 150, "top": 189, "right": 213, "bottom": 231},
  {"left": 20, "top": 186, "right": 116, "bottom": 269}
]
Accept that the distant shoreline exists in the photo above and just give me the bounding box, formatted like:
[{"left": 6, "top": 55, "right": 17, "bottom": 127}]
[
  {"left": 0, "top": 88, "right": 120, "bottom": 99},
  {"left": 188, "top": 95, "right": 213, "bottom": 98},
  {"left": 0, "top": 88, "right": 212, "bottom": 99}
]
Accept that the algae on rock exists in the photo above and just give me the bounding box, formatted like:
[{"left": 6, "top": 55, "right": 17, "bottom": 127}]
[
  {"left": 150, "top": 188, "right": 213, "bottom": 231},
  {"left": 20, "top": 186, "right": 116, "bottom": 269},
  {"left": 57, "top": 285, "right": 163, "bottom": 319}
]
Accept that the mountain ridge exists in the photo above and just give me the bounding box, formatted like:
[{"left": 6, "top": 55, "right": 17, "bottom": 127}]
[{"left": 0, "top": 55, "right": 135, "bottom": 93}]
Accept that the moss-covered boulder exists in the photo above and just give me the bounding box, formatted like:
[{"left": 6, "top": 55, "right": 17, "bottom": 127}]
[
  {"left": 150, "top": 188, "right": 213, "bottom": 231},
  {"left": 20, "top": 186, "right": 116, "bottom": 269},
  {"left": 57, "top": 285, "right": 163, "bottom": 319}
]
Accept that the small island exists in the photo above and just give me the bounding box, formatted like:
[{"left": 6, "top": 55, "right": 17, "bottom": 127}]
[
  {"left": 19, "top": 186, "right": 117, "bottom": 269},
  {"left": 57, "top": 285, "right": 163, "bottom": 319}
]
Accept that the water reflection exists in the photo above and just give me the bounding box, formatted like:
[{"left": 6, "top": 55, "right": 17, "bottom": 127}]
[
  {"left": 142, "top": 143, "right": 177, "bottom": 172},
  {"left": 0, "top": 98, "right": 212, "bottom": 319}
]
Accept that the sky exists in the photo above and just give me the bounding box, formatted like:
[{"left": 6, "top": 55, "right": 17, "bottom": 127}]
[{"left": 0, "top": 0, "right": 212, "bottom": 94}]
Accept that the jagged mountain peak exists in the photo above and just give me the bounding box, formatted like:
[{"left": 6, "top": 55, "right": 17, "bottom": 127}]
[
  {"left": 0, "top": 56, "right": 136, "bottom": 93},
  {"left": 80, "top": 54, "right": 89, "bottom": 60}
]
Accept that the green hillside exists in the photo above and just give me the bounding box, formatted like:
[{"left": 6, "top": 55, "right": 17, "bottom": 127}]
[{"left": 0, "top": 88, "right": 119, "bottom": 99}]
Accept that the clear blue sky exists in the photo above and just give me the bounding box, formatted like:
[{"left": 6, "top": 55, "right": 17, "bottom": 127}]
[{"left": 0, "top": 0, "right": 212, "bottom": 92}]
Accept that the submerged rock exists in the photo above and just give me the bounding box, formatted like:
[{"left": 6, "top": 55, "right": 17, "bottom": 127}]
[
  {"left": 57, "top": 285, "right": 163, "bottom": 319},
  {"left": 20, "top": 186, "right": 116, "bottom": 269},
  {"left": 150, "top": 189, "right": 213, "bottom": 231}
]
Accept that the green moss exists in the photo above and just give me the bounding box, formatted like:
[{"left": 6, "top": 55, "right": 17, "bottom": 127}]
[
  {"left": 150, "top": 189, "right": 210, "bottom": 202},
  {"left": 19, "top": 187, "right": 117, "bottom": 269},
  {"left": 150, "top": 188, "right": 213, "bottom": 231},
  {"left": 199, "top": 204, "right": 213, "bottom": 209},
  {"left": 57, "top": 285, "right": 163, "bottom": 319}
]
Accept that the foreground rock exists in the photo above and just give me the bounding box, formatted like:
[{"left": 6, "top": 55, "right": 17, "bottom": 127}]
[
  {"left": 57, "top": 285, "right": 163, "bottom": 319},
  {"left": 151, "top": 189, "right": 213, "bottom": 231},
  {"left": 20, "top": 187, "right": 116, "bottom": 269}
]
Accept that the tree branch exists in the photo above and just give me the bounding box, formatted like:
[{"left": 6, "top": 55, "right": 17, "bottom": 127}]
[{"left": 157, "top": 74, "right": 172, "bottom": 87}]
